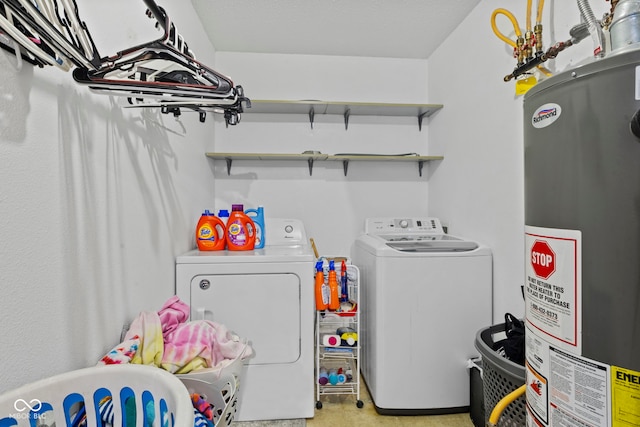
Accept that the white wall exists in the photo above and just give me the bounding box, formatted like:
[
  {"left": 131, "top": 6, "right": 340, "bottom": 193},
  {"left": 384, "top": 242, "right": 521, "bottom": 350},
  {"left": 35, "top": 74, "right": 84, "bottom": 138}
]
[
  {"left": 0, "top": 0, "right": 611, "bottom": 393},
  {"left": 213, "top": 1, "right": 610, "bottom": 322},
  {"left": 213, "top": 53, "right": 433, "bottom": 256},
  {"left": 0, "top": 0, "right": 217, "bottom": 392},
  {"left": 427, "top": 0, "right": 609, "bottom": 321}
]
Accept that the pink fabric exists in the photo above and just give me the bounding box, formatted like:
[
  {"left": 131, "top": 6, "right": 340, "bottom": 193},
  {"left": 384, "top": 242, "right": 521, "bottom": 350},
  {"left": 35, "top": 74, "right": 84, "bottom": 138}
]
[
  {"left": 101, "top": 296, "right": 253, "bottom": 374},
  {"left": 158, "top": 295, "right": 190, "bottom": 338},
  {"left": 161, "top": 319, "right": 250, "bottom": 373}
]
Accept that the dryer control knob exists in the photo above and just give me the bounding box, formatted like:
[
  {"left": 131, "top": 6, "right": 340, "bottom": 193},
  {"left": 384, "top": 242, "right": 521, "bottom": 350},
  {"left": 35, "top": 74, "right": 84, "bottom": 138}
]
[
  {"left": 285, "top": 225, "right": 294, "bottom": 233},
  {"left": 399, "top": 219, "right": 409, "bottom": 228}
]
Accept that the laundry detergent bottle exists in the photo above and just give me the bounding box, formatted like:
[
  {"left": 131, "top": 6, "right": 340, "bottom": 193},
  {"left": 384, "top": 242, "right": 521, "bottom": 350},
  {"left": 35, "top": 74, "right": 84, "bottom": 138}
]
[
  {"left": 315, "top": 260, "right": 329, "bottom": 310},
  {"left": 225, "top": 204, "right": 256, "bottom": 250},
  {"left": 245, "top": 206, "right": 265, "bottom": 249},
  {"left": 196, "top": 210, "right": 226, "bottom": 251},
  {"left": 217, "top": 209, "right": 230, "bottom": 222}
]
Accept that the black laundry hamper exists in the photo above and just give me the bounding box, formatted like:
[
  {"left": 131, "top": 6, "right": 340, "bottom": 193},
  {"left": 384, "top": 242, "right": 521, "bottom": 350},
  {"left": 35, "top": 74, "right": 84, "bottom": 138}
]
[{"left": 474, "top": 323, "right": 527, "bottom": 426}]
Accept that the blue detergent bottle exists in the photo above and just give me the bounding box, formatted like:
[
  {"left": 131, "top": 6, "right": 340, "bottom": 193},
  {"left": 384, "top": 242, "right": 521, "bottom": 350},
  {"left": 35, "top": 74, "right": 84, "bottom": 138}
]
[
  {"left": 217, "top": 209, "right": 230, "bottom": 222},
  {"left": 245, "top": 206, "right": 265, "bottom": 249}
]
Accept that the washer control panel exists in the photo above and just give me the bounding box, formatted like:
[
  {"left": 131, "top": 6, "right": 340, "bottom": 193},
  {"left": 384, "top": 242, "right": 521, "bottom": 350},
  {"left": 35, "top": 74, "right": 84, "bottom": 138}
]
[{"left": 364, "top": 217, "right": 444, "bottom": 235}]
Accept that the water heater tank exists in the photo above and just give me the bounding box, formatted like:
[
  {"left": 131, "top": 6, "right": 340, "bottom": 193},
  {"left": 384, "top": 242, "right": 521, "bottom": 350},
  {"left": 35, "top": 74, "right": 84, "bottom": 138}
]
[
  {"left": 523, "top": 48, "right": 640, "bottom": 426},
  {"left": 610, "top": 0, "right": 640, "bottom": 53}
]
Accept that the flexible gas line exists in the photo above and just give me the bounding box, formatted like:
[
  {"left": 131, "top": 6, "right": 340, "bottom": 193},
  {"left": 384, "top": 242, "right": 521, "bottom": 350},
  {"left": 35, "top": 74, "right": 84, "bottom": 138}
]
[
  {"left": 487, "top": 384, "right": 527, "bottom": 427},
  {"left": 491, "top": 2, "right": 548, "bottom": 86},
  {"left": 491, "top": 8, "right": 521, "bottom": 48},
  {"left": 533, "top": 0, "right": 549, "bottom": 75},
  {"left": 493, "top": 0, "right": 605, "bottom": 84},
  {"left": 490, "top": 4, "right": 543, "bottom": 62},
  {"left": 536, "top": 0, "right": 545, "bottom": 25}
]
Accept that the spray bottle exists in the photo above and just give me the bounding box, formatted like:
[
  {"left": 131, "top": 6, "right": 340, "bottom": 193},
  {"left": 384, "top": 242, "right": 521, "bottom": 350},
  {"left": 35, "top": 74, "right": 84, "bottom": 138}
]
[
  {"left": 315, "top": 260, "right": 329, "bottom": 310},
  {"left": 195, "top": 210, "right": 226, "bottom": 251},
  {"left": 245, "top": 206, "right": 265, "bottom": 249},
  {"left": 328, "top": 260, "right": 340, "bottom": 310},
  {"left": 340, "top": 260, "right": 348, "bottom": 302}
]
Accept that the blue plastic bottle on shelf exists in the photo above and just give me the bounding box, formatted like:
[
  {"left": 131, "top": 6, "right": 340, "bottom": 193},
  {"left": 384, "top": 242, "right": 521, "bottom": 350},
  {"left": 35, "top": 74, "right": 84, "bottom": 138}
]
[
  {"left": 245, "top": 206, "right": 265, "bottom": 249},
  {"left": 217, "top": 209, "right": 230, "bottom": 221},
  {"left": 328, "top": 369, "right": 339, "bottom": 386}
]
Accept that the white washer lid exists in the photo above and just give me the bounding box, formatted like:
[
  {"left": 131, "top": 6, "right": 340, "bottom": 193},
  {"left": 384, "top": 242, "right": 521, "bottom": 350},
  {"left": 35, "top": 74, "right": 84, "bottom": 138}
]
[{"left": 355, "top": 233, "right": 491, "bottom": 257}]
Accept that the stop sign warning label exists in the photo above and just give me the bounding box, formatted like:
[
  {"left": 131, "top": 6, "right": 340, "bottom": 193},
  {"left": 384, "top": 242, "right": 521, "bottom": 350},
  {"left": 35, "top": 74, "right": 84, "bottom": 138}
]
[
  {"left": 525, "top": 226, "right": 582, "bottom": 353},
  {"left": 531, "top": 240, "right": 556, "bottom": 279}
]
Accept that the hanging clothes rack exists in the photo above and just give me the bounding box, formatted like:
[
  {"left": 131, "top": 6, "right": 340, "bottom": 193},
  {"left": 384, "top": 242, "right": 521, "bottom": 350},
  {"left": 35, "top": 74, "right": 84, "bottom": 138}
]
[
  {"left": 0, "top": 0, "right": 250, "bottom": 125},
  {"left": 73, "top": 0, "right": 250, "bottom": 125},
  {"left": 0, "top": 0, "right": 101, "bottom": 70},
  {"left": 0, "top": 4, "right": 58, "bottom": 68}
]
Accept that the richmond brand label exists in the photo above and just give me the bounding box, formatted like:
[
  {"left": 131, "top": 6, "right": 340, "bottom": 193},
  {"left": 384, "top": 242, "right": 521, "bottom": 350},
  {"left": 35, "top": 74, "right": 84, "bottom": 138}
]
[{"left": 532, "top": 103, "right": 561, "bottom": 129}]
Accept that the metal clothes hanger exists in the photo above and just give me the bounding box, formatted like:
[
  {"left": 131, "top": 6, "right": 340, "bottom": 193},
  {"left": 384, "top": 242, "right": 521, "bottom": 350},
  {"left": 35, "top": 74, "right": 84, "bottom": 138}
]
[
  {"left": 0, "top": 0, "right": 100, "bottom": 70},
  {"left": 76, "top": 0, "right": 250, "bottom": 125},
  {"left": 0, "top": 2, "right": 72, "bottom": 69},
  {"left": 75, "top": 44, "right": 237, "bottom": 99},
  {"left": 0, "top": 0, "right": 250, "bottom": 125},
  {"left": 0, "top": 5, "right": 49, "bottom": 67}
]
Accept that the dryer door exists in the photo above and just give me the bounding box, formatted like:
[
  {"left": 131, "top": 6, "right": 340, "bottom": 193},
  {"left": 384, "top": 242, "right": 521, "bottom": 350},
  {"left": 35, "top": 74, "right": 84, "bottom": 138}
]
[{"left": 190, "top": 272, "right": 301, "bottom": 365}]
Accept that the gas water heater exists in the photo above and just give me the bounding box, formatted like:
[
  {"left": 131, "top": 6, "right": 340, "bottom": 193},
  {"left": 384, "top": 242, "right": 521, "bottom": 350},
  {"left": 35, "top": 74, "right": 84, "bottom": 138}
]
[{"left": 523, "top": 47, "right": 640, "bottom": 426}]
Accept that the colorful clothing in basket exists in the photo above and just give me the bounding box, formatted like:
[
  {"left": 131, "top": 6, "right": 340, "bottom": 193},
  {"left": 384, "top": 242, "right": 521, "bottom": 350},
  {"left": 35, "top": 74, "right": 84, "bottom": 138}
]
[
  {"left": 192, "top": 393, "right": 216, "bottom": 426},
  {"left": 98, "top": 296, "right": 252, "bottom": 374}
]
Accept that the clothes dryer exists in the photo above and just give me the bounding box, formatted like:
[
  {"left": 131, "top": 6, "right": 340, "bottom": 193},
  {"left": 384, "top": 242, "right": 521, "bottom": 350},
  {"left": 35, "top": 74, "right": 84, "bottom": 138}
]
[
  {"left": 176, "top": 218, "right": 314, "bottom": 421},
  {"left": 352, "top": 217, "right": 492, "bottom": 415}
]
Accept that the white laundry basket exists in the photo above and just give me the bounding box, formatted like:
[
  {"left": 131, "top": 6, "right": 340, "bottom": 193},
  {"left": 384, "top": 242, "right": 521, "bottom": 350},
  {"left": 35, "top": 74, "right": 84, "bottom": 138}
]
[
  {"left": 0, "top": 364, "right": 194, "bottom": 426},
  {"left": 176, "top": 357, "right": 244, "bottom": 427}
]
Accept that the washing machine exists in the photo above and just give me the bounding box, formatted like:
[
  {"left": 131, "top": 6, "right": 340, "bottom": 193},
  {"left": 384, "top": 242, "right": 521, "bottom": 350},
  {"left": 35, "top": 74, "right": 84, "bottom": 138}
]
[
  {"left": 175, "top": 218, "right": 315, "bottom": 421},
  {"left": 351, "top": 217, "right": 493, "bottom": 415}
]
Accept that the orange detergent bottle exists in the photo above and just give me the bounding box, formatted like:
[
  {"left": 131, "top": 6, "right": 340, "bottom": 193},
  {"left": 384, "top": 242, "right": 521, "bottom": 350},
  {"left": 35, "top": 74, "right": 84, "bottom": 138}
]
[
  {"left": 328, "top": 260, "right": 340, "bottom": 310},
  {"left": 225, "top": 204, "right": 256, "bottom": 250},
  {"left": 315, "top": 261, "right": 329, "bottom": 310},
  {"left": 196, "top": 210, "right": 226, "bottom": 251}
]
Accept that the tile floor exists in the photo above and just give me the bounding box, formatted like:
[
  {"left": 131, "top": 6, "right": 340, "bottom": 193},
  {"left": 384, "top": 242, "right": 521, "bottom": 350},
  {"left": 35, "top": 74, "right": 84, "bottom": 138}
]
[
  {"left": 306, "top": 378, "right": 475, "bottom": 427},
  {"left": 233, "top": 376, "right": 478, "bottom": 427}
]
